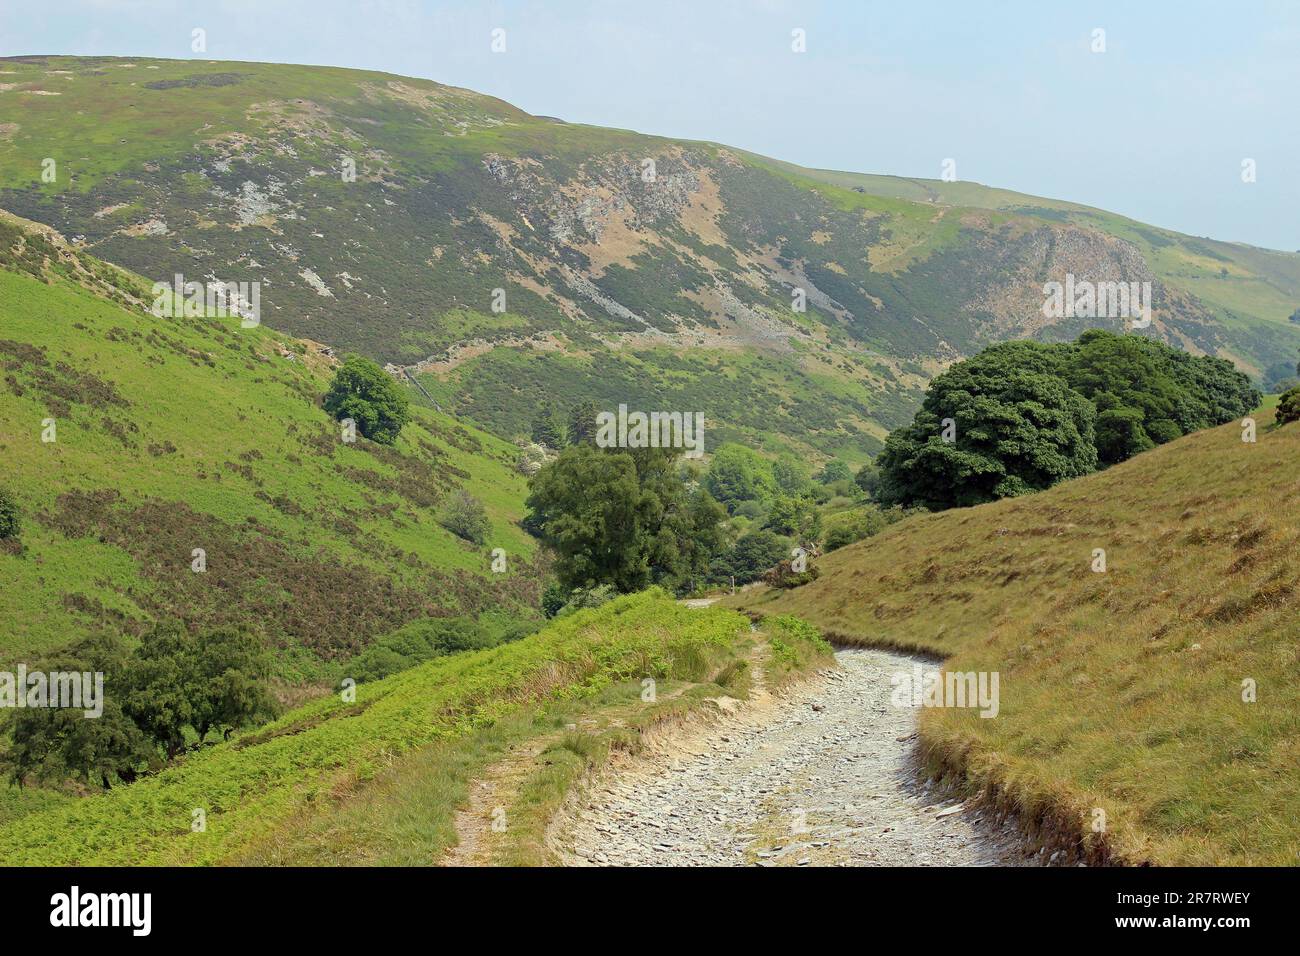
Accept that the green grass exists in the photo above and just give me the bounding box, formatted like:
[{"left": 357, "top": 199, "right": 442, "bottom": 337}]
[
  {"left": 0, "top": 213, "right": 538, "bottom": 674},
  {"left": 0, "top": 590, "right": 751, "bottom": 865},
  {"left": 733, "top": 404, "right": 1300, "bottom": 865}
]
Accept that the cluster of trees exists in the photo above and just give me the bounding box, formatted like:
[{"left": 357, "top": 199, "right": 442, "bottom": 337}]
[
  {"left": 6, "top": 624, "right": 276, "bottom": 789},
  {"left": 876, "top": 330, "right": 1261, "bottom": 510},
  {"left": 323, "top": 356, "right": 411, "bottom": 445},
  {"left": 525, "top": 429, "right": 893, "bottom": 605},
  {"left": 530, "top": 400, "right": 599, "bottom": 449}
]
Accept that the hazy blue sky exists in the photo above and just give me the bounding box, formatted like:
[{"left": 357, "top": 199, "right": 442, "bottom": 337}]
[{"left": 5, "top": 1, "right": 1297, "bottom": 250}]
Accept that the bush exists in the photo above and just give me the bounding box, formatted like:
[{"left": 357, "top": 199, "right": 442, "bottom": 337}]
[
  {"left": 709, "top": 529, "right": 789, "bottom": 585},
  {"left": 1277, "top": 386, "right": 1300, "bottom": 426},
  {"left": 439, "top": 490, "right": 490, "bottom": 545},
  {"left": 762, "top": 559, "right": 821, "bottom": 589},
  {"left": 322, "top": 356, "right": 410, "bottom": 445},
  {"left": 0, "top": 489, "right": 18, "bottom": 540}
]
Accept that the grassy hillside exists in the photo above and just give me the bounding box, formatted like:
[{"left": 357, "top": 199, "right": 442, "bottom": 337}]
[
  {"left": 0, "top": 591, "right": 752, "bottom": 865},
  {"left": 0, "top": 211, "right": 539, "bottom": 680},
  {"left": 731, "top": 406, "right": 1300, "bottom": 865},
  {"left": 4, "top": 55, "right": 1297, "bottom": 464}
]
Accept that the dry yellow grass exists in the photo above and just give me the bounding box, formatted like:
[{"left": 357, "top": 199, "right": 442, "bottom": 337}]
[{"left": 731, "top": 408, "right": 1300, "bottom": 865}]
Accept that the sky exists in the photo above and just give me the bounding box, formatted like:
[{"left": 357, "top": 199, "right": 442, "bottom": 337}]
[{"left": 4, "top": 0, "right": 1297, "bottom": 250}]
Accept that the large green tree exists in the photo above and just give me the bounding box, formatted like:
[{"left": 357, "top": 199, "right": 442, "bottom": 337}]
[
  {"left": 876, "top": 341, "right": 1097, "bottom": 510},
  {"left": 526, "top": 445, "right": 724, "bottom": 593},
  {"left": 322, "top": 356, "right": 410, "bottom": 445}
]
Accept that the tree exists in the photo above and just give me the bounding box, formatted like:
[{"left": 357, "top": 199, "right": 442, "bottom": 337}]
[
  {"left": 0, "top": 488, "right": 18, "bottom": 540},
  {"left": 567, "top": 400, "right": 599, "bottom": 446},
  {"left": 124, "top": 623, "right": 203, "bottom": 760},
  {"left": 6, "top": 633, "right": 153, "bottom": 789},
  {"left": 192, "top": 626, "right": 276, "bottom": 742},
  {"left": 1277, "top": 385, "right": 1300, "bottom": 425},
  {"left": 764, "top": 494, "right": 822, "bottom": 545},
  {"left": 124, "top": 623, "right": 276, "bottom": 757},
  {"left": 530, "top": 402, "right": 567, "bottom": 449},
  {"left": 527, "top": 444, "right": 651, "bottom": 591},
  {"left": 526, "top": 445, "right": 725, "bottom": 594},
  {"left": 322, "top": 356, "right": 410, "bottom": 445},
  {"left": 709, "top": 529, "right": 789, "bottom": 586},
  {"left": 703, "top": 443, "right": 776, "bottom": 511},
  {"left": 876, "top": 341, "right": 1097, "bottom": 510},
  {"left": 816, "top": 459, "right": 853, "bottom": 484},
  {"left": 439, "top": 490, "right": 491, "bottom": 545},
  {"left": 854, "top": 462, "right": 880, "bottom": 499},
  {"left": 771, "top": 454, "right": 812, "bottom": 496}
]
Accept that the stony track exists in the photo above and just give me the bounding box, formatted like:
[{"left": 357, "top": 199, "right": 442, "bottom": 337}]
[{"left": 556, "top": 647, "right": 1031, "bottom": 866}]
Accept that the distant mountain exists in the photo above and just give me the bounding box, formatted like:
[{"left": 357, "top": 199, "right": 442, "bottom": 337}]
[{"left": 3, "top": 55, "right": 1298, "bottom": 462}]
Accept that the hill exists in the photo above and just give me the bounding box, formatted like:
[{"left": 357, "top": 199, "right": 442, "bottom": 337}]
[
  {"left": 3, "top": 55, "right": 1299, "bottom": 464},
  {"left": 0, "top": 591, "right": 756, "bottom": 865},
  {"left": 730, "top": 406, "right": 1300, "bottom": 865},
  {"left": 0, "top": 210, "right": 540, "bottom": 682}
]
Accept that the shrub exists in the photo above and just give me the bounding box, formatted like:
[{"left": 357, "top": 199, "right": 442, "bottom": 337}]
[
  {"left": 1277, "top": 386, "right": 1300, "bottom": 426},
  {"left": 0, "top": 489, "right": 18, "bottom": 540},
  {"left": 762, "top": 559, "right": 821, "bottom": 589},
  {"left": 439, "top": 490, "right": 490, "bottom": 545}
]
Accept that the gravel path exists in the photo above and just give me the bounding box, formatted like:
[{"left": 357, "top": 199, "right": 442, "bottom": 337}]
[{"left": 557, "top": 647, "right": 1030, "bottom": 866}]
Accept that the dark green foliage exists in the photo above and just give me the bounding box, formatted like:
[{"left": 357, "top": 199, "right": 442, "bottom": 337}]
[
  {"left": 541, "top": 582, "right": 568, "bottom": 618},
  {"left": 7, "top": 624, "right": 276, "bottom": 786},
  {"left": 876, "top": 341, "right": 1098, "bottom": 510},
  {"left": 322, "top": 356, "right": 410, "bottom": 445},
  {"left": 348, "top": 613, "right": 538, "bottom": 681},
  {"left": 853, "top": 462, "right": 880, "bottom": 498},
  {"left": 567, "top": 400, "right": 599, "bottom": 446},
  {"left": 124, "top": 623, "right": 276, "bottom": 757},
  {"left": 530, "top": 401, "right": 567, "bottom": 449},
  {"left": 438, "top": 490, "right": 490, "bottom": 545},
  {"left": 709, "top": 529, "right": 789, "bottom": 586},
  {"left": 878, "top": 331, "right": 1260, "bottom": 510},
  {"left": 1061, "top": 330, "right": 1259, "bottom": 465},
  {"left": 6, "top": 633, "right": 153, "bottom": 790},
  {"left": 525, "top": 445, "right": 724, "bottom": 594},
  {"left": 1277, "top": 386, "right": 1300, "bottom": 425},
  {"left": 0, "top": 488, "right": 18, "bottom": 540}
]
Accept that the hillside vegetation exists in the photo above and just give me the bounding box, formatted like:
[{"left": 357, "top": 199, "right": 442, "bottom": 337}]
[
  {"left": 0, "top": 211, "right": 539, "bottom": 680},
  {"left": 4, "top": 56, "right": 1299, "bottom": 464},
  {"left": 731, "top": 407, "right": 1300, "bottom": 865},
  {"left": 0, "top": 591, "right": 751, "bottom": 865}
]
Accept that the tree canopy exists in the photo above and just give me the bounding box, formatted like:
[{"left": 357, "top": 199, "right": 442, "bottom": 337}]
[
  {"left": 877, "top": 331, "right": 1260, "bottom": 510},
  {"left": 322, "top": 356, "right": 410, "bottom": 445}
]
